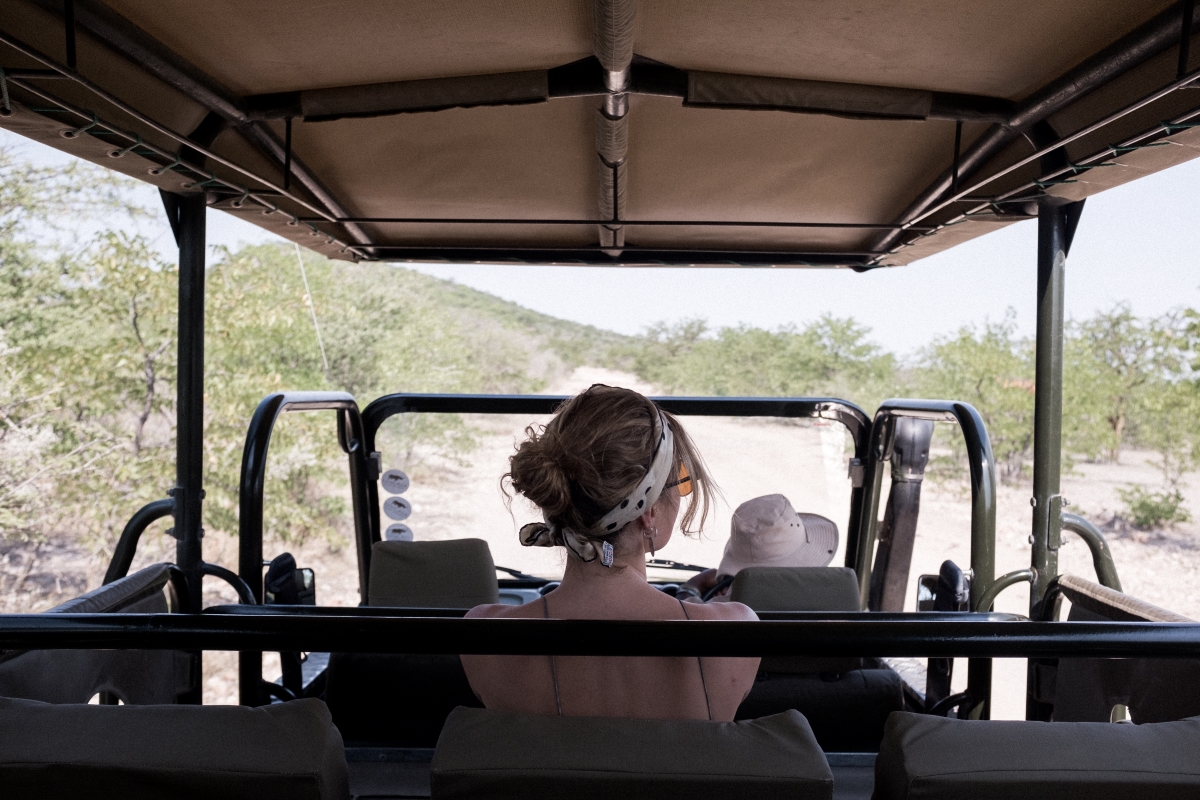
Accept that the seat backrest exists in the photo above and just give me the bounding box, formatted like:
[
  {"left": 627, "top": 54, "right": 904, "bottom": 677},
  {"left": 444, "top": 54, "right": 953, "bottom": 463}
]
[
  {"left": 0, "top": 564, "right": 192, "bottom": 704},
  {"left": 47, "top": 562, "right": 173, "bottom": 614},
  {"left": 0, "top": 696, "right": 350, "bottom": 800},
  {"left": 874, "top": 711, "right": 1200, "bottom": 799},
  {"left": 432, "top": 707, "right": 833, "bottom": 800},
  {"left": 730, "top": 567, "right": 861, "bottom": 674},
  {"left": 1053, "top": 574, "right": 1200, "bottom": 723},
  {"left": 368, "top": 539, "right": 499, "bottom": 608},
  {"left": 730, "top": 566, "right": 861, "bottom": 612}
]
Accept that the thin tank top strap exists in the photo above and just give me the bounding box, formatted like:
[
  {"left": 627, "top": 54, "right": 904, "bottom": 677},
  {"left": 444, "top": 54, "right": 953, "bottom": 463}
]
[
  {"left": 678, "top": 598, "right": 713, "bottom": 721},
  {"left": 543, "top": 595, "right": 563, "bottom": 716}
]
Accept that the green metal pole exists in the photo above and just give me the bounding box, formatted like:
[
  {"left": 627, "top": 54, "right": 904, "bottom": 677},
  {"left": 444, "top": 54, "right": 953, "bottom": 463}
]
[
  {"left": 1028, "top": 197, "right": 1084, "bottom": 720},
  {"left": 1030, "top": 199, "right": 1068, "bottom": 618}
]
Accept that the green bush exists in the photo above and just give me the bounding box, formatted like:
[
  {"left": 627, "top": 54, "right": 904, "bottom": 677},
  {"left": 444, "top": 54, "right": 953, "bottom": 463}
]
[{"left": 1117, "top": 485, "right": 1191, "bottom": 530}]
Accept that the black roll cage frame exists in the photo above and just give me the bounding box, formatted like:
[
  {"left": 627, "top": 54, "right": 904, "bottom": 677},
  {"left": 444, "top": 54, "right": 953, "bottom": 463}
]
[{"left": 216, "top": 390, "right": 1008, "bottom": 710}]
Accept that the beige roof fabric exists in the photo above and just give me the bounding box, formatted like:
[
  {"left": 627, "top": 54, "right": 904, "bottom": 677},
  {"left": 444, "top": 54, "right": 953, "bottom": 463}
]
[{"left": 1, "top": 0, "right": 1197, "bottom": 266}]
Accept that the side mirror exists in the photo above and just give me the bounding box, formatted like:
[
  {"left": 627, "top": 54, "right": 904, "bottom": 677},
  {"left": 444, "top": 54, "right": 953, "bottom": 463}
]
[{"left": 916, "top": 560, "right": 971, "bottom": 613}]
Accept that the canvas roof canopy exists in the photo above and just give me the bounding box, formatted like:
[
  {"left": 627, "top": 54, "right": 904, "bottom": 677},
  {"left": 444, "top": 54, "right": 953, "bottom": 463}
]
[{"left": 1, "top": 0, "right": 1199, "bottom": 268}]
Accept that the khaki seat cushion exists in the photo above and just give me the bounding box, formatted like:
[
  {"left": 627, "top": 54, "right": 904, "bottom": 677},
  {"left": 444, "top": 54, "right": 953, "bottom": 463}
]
[
  {"left": 0, "top": 696, "right": 349, "bottom": 800},
  {"left": 874, "top": 711, "right": 1200, "bottom": 800},
  {"left": 432, "top": 707, "right": 833, "bottom": 800},
  {"left": 368, "top": 539, "right": 499, "bottom": 608},
  {"left": 731, "top": 566, "right": 862, "bottom": 674},
  {"left": 730, "top": 566, "right": 861, "bottom": 612}
]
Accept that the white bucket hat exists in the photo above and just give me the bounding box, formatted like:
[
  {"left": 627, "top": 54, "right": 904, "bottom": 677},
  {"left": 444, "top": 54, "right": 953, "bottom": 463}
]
[{"left": 717, "top": 494, "right": 838, "bottom": 577}]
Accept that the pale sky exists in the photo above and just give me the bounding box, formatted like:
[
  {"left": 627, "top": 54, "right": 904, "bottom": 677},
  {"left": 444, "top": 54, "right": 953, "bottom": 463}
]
[{"left": 6, "top": 127, "right": 1199, "bottom": 356}]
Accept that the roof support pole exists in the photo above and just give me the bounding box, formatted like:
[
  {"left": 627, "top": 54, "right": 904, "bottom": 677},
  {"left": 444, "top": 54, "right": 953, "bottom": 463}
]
[
  {"left": 593, "top": 0, "right": 634, "bottom": 255},
  {"left": 174, "top": 194, "right": 206, "bottom": 612},
  {"left": 169, "top": 191, "right": 206, "bottom": 702},
  {"left": 1027, "top": 197, "right": 1084, "bottom": 719}
]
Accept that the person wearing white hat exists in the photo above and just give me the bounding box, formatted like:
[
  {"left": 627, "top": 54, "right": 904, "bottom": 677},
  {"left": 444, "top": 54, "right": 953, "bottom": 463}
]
[{"left": 678, "top": 494, "right": 838, "bottom": 601}]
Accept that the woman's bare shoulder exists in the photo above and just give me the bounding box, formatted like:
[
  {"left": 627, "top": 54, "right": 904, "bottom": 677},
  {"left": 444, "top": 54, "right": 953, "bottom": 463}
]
[
  {"left": 685, "top": 599, "right": 759, "bottom": 621},
  {"left": 465, "top": 601, "right": 544, "bottom": 619}
]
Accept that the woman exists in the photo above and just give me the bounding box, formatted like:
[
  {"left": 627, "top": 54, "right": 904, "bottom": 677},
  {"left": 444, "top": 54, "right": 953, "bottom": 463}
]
[{"left": 461, "top": 385, "right": 760, "bottom": 721}]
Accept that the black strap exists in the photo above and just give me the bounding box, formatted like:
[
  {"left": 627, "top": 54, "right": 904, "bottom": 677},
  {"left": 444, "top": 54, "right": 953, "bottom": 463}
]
[
  {"left": 543, "top": 596, "right": 563, "bottom": 715},
  {"left": 679, "top": 599, "right": 713, "bottom": 721}
]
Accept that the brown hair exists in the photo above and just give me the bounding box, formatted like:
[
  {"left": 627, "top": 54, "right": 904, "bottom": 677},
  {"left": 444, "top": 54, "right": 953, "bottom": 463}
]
[{"left": 505, "top": 385, "right": 714, "bottom": 540}]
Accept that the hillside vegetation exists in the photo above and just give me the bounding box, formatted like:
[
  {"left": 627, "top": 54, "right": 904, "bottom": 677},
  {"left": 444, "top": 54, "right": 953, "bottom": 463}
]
[{"left": 2, "top": 146, "right": 1200, "bottom": 584}]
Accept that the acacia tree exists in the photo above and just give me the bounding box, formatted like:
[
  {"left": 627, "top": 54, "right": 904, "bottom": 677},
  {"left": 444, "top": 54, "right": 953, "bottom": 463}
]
[
  {"left": 1069, "top": 303, "right": 1188, "bottom": 463},
  {"left": 914, "top": 313, "right": 1035, "bottom": 482}
]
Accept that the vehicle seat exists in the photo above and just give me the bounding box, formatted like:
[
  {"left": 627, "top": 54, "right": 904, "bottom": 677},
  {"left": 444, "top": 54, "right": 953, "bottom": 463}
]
[
  {"left": 874, "top": 710, "right": 1200, "bottom": 799},
  {"left": 367, "top": 539, "right": 500, "bottom": 608},
  {"left": 0, "top": 563, "right": 192, "bottom": 704},
  {"left": 431, "top": 706, "right": 833, "bottom": 799},
  {"left": 0, "top": 695, "right": 349, "bottom": 800},
  {"left": 1049, "top": 574, "right": 1200, "bottom": 723},
  {"left": 324, "top": 539, "right": 498, "bottom": 746},
  {"left": 730, "top": 566, "right": 904, "bottom": 751}
]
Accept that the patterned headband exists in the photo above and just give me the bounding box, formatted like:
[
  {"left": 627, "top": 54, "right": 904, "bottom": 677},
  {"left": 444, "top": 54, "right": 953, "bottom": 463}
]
[{"left": 520, "top": 409, "right": 675, "bottom": 567}]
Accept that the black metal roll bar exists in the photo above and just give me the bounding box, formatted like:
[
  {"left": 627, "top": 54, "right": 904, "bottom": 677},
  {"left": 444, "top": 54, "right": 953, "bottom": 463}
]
[
  {"left": 236, "top": 391, "right": 373, "bottom": 705},
  {"left": 2, "top": 614, "right": 1198, "bottom": 660},
  {"left": 203, "top": 604, "right": 1025, "bottom": 623},
  {"left": 238, "top": 391, "right": 374, "bottom": 601},
  {"left": 360, "top": 392, "right": 872, "bottom": 593},
  {"left": 850, "top": 400, "right": 997, "bottom": 609},
  {"left": 103, "top": 498, "right": 175, "bottom": 585},
  {"left": 1061, "top": 512, "right": 1122, "bottom": 591},
  {"left": 848, "top": 399, "right": 998, "bottom": 719}
]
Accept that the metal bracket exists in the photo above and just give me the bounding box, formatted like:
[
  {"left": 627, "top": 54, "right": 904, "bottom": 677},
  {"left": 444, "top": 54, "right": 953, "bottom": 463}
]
[
  {"left": 1046, "top": 494, "right": 1064, "bottom": 551},
  {"left": 368, "top": 451, "right": 382, "bottom": 482},
  {"left": 847, "top": 458, "right": 864, "bottom": 488}
]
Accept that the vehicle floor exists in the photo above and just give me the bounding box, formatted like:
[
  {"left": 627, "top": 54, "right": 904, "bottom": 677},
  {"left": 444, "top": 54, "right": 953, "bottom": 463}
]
[{"left": 345, "top": 750, "right": 876, "bottom": 800}]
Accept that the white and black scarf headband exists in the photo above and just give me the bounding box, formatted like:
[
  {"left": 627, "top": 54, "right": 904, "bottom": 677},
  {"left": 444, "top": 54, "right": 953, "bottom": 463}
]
[{"left": 520, "top": 410, "right": 675, "bottom": 566}]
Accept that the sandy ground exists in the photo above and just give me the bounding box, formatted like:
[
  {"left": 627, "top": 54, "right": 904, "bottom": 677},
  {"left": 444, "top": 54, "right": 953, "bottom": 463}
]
[{"left": 3, "top": 366, "right": 1198, "bottom": 714}]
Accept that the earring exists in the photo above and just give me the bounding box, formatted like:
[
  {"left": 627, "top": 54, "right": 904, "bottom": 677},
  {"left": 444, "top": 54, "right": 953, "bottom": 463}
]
[{"left": 645, "top": 525, "right": 658, "bottom": 557}]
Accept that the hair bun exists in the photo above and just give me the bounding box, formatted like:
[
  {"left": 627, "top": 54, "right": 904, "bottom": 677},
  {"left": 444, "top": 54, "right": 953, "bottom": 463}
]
[{"left": 509, "top": 425, "right": 574, "bottom": 521}]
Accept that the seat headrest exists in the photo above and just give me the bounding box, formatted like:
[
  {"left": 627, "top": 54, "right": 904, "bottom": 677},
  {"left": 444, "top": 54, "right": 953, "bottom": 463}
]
[
  {"left": 0, "top": 696, "right": 349, "bottom": 800},
  {"left": 368, "top": 539, "right": 499, "bottom": 608},
  {"left": 729, "top": 566, "right": 860, "bottom": 612},
  {"left": 432, "top": 707, "right": 833, "bottom": 799},
  {"left": 875, "top": 711, "right": 1200, "bottom": 799}
]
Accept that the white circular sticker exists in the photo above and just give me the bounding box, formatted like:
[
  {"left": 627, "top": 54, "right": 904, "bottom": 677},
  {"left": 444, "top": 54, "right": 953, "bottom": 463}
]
[
  {"left": 381, "top": 468, "right": 410, "bottom": 495},
  {"left": 385, "top": 523, "right": 413, "bottom": 542},
  {"left": 383, "top": 496, "right": 412, "bottom": 521}
]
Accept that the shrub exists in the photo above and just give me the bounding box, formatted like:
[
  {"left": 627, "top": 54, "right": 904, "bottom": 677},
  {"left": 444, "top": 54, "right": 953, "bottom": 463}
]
[{"left": 1117, "top": 485, "right": 1191, "bottom": 530}]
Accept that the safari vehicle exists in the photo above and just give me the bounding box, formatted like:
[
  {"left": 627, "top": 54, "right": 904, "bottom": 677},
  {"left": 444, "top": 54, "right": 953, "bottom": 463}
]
[{"left": 1, "top": 1, "right": 1200, "bottom": 798}]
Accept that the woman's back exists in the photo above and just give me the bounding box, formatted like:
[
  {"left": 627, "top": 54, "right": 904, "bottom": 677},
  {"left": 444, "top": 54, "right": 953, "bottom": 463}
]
[{"left": 462, "top": 576, "right": 759, "bottom": 721}]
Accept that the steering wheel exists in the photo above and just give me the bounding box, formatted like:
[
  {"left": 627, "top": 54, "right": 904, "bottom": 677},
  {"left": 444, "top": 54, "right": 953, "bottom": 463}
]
[{"left": 701, "top": 574, "right": 735, "bottom": 602}]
